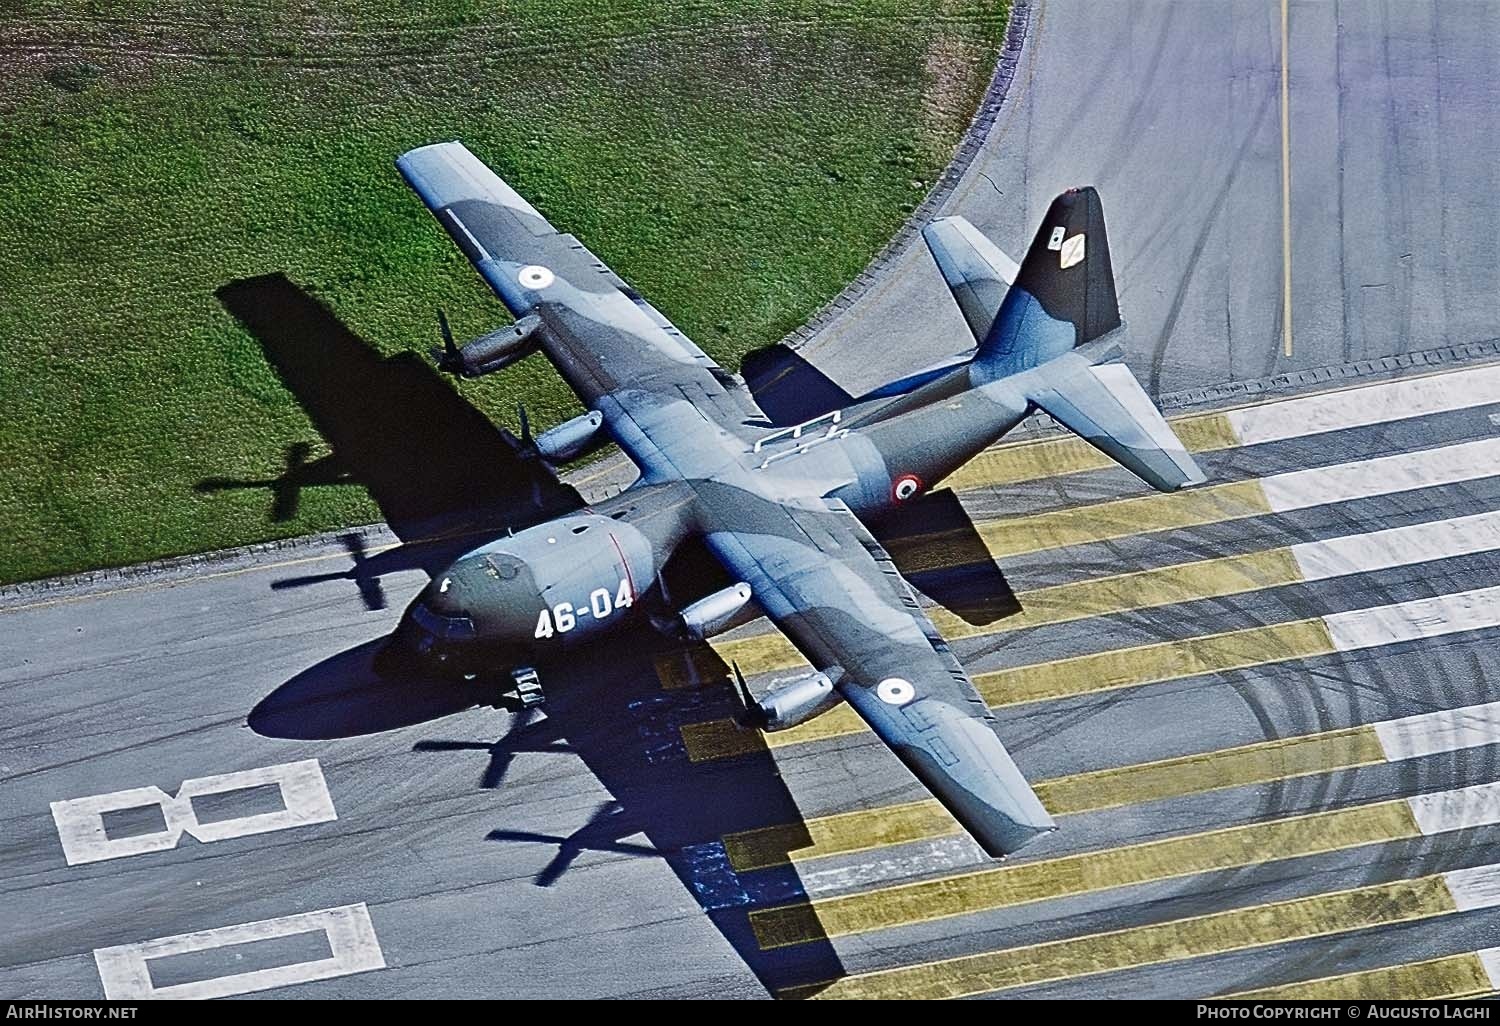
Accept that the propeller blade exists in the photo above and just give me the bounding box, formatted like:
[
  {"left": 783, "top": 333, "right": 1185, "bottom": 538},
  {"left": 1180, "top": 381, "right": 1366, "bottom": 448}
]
[
  {"left": 433, "top": 309, "right": 461, "bottom": 373},
  {"left": 729, "top": 660, "right": 764, "bottom": 728},
  {"left": 516, "top": 404, "right": 533, "bottom": 449}
]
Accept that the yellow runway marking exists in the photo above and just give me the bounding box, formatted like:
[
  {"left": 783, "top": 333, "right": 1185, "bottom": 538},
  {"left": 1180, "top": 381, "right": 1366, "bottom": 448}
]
[
  {"left": 751, "top": 797, "right": 1421, "bottom": 950},
  {"left": 788, "top": 874, "right": 1458, "bottom": 999},
  {"left": 671, "top": 543, "right": 1305, "bottom": 687},
  {"left": 1226, "top": 952, "right": 1495, "bottom": 1001},
  {"left": 722, "top": 724, "right": 1383, "bottom": 872},
  {"left": 680, "top": 616, "right": 1338, "bottom": 762},
  {"left": 942, "top": 412, "right": 1239, "bottom": 491},
  {"left": 894, "top": 479, "right": 1272, "bottom": 572},
  {"left": 982, "top": 616, "right": 1336, "bottom": 706}
]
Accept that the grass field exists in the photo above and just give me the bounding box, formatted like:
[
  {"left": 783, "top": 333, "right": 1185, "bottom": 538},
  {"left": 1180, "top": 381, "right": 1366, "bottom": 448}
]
[{"left": 0, "top": 1, "right": 1007, "bottom": 584}]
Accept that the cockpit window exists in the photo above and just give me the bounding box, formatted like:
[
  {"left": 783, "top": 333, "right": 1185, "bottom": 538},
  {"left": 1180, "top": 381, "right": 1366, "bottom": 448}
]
[
  {"left": 571, "top": 524, "right": 589, "bottom": 534},
  {"left": 411, "top": 603, "right": 476, "bottom": 640}
]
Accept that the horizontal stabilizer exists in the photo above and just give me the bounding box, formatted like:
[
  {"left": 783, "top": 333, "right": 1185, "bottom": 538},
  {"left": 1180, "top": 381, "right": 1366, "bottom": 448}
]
[
  {"left": 1030, "top": 356, "right": 1206, "bottom": 492},
  {"left": 741, "top": 344, "right": 854, "bottom": 426},
  {"left": 922, "top": 216, "right": 1020, "bottom": 343}
]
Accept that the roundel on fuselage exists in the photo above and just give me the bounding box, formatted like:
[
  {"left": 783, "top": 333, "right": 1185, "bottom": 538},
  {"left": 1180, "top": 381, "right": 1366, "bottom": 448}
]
[{"left": 892, "top": 473, "right": 923, "bottom": 502}]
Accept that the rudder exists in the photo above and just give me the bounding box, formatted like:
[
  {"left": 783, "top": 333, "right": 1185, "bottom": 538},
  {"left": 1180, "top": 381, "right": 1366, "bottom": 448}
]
[{"left": 976, "top": 187, "right": 1120, "bottom": 380}]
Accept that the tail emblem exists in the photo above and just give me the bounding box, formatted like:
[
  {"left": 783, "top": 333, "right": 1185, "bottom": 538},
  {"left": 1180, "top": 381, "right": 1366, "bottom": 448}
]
[{"left": 1059, "top": 233, "right": 1086, "bottom": 269}]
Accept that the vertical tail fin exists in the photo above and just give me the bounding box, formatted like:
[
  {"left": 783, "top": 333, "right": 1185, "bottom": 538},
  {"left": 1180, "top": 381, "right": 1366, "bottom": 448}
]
[{"left": 976, "top": 187, "right": 1120, "bottom": 380}]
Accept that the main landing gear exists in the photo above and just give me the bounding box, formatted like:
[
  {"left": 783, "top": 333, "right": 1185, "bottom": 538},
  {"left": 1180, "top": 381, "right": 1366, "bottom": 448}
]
[{"left": 505, "top": 666, "right": 545, "bottom": 709}]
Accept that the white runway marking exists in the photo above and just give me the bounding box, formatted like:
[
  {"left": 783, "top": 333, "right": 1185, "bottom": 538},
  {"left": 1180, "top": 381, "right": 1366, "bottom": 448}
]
[
  {"left": 1408, "top": 781, "right": 1500, "bottom": 836},
  {"left": 1443, "top": 864, "right": 1500, "bottom": 913},
  {"left": 1323, "top": 584, "right": 1500, "bottom": 653},
  {"left": 51, "top": 759, "right": 336, "bottom": 866},
  {"left": 1375, "top": 701, "right": 1500, "bottom": 763},
  {"left": 94, "top": 903, "right": 384, "bottom": 1000},
  {"left": 1225, "top": 362, "right": 1500, "bottom": 447},
  {"left": 1478, "top": 948, "right": 1500, "bottom": 990},
  {"left": 1260, "top": 436, "right": 1500, "bottom": 512},
  {"left": 1289, "top": 509, "right": 1500, "bottom": 582}
]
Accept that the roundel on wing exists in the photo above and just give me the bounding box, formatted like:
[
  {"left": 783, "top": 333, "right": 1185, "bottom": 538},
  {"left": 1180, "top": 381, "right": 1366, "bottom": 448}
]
[
  {"left": 518, "top": 264, "right": 555, "bottom": 290},
  {"left": 876, "top": 677, "right": 915, "bottom": 705},
  {"left": 892, "top": 473, "right": 923, "bottom": 502}
]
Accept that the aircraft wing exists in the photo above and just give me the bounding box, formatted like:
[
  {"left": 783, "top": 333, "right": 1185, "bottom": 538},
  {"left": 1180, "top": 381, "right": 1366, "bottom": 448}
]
[
  {"left": 396, "top": 141, "right": 754, "bottom": 423},
  {"left": 702, "top": 499, "right": 1056, "bottom": 857}
]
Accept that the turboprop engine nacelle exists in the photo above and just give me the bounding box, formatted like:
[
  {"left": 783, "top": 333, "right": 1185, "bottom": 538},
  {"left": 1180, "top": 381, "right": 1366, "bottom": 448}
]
[
  {"left": 752, "top": 671, "right": 840, "bottom": 731},
  {"left": 441, "top": 314, "right": 544, "bottom": 378},
  {"left": 677, "top": 582, "right": 754, "bottom": 641},
  {"left": 535, "top": 410, "right": 605, "bottom": 463}
]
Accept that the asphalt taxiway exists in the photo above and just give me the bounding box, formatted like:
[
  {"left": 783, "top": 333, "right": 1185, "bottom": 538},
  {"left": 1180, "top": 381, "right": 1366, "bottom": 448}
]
[{"left": 4, "top": 0, "right": 1500, "bottom": 1000}]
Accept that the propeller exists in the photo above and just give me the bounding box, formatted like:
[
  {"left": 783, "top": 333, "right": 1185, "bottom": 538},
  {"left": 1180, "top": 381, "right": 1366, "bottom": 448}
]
[
  {"left": 517, "top": 403, "right": 533, "bottom": 449},
  {"left": 728, "top": 660, "right": 766, "bottom": 729},
  {"left": 514, "top": 403, "right": 544, "bottom": 463},
  {"left": 432, "top": 308, "right": 462, "bottom": 374}
]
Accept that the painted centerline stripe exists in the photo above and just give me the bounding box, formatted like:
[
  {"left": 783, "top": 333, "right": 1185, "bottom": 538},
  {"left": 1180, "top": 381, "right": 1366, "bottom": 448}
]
[
  {"left": 681, "top": 584, "right": 1500, "bottom": 762},
  {"left": 677, "top": 507, "right": 1500, "bottom": 688},
  {"left": 943, "top": 361, "right": 1500, "bottom": 490},
  {"left": 94, "top": 903, "right": 384, "bottom": 1000},
  {"left": 786, "top": 864, "right": 1500, "bottom": 1000},
  {"left": 1225, "top": 947, "right": 1500, "bottom": 1000},
  {"left": 751, "top": 780, "right": 1500, "bottom": 951},
  {"left": 721, "top": 699, "right": 1500, "bottom": 873}
]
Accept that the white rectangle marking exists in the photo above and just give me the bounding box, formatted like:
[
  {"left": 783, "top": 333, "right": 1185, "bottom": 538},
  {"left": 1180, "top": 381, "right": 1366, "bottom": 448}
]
[
  {"left": 1407, "top": 781, "right": 1500, "bottom": 836},
  {"left": 1289, "top": 509, "right": 1500, "bottom": 582},
  {"left": 1375, "top": 701, "right": 1500, "bottom": 763},
  {"left": 52, "top": 759, "right": 336, "bottom": 865},
  {"left": 1323, "top": 584, "right": 1500, "bottom": 653},
  {"left": 1226, "top": 363, "right": 1500, "bottom": 447},
  {"left": 1476, "top": 947, "right": 1500, "bottom": 990},
  {"left": 94, "top": 903, "right": 384, "bottom": 1000},
  {"left": 1443, "top": 864, "right": 1500, "bottom": 913},
  {"left": 1260, "top": 437, "right": 1500, "bottom": 513}
]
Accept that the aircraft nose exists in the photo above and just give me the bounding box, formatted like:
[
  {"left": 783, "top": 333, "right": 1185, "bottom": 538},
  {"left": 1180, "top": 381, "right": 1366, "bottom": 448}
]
[{"left": 423, "top": 573, "right": 462, "bottom": 612}]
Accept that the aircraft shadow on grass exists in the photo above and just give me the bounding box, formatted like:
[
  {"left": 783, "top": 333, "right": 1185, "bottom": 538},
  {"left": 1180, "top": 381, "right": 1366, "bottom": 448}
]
[
  {"left": 198, "top": 273, "right": 582, "bottom": 605},
  {"left": 251, "top": 632, "right": 849, "bottom": 996}
]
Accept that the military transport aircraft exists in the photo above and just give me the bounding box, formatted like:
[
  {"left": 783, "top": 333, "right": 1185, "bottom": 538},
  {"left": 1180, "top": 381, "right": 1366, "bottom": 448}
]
[{"left": 387, "top": 141, "right": 1204, "bottom": 858}]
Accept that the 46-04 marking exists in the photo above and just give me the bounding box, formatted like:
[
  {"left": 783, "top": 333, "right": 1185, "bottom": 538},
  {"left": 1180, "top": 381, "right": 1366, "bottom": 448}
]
[{"left": 535, "top": 579, "right": 633, "bottom": 639}]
